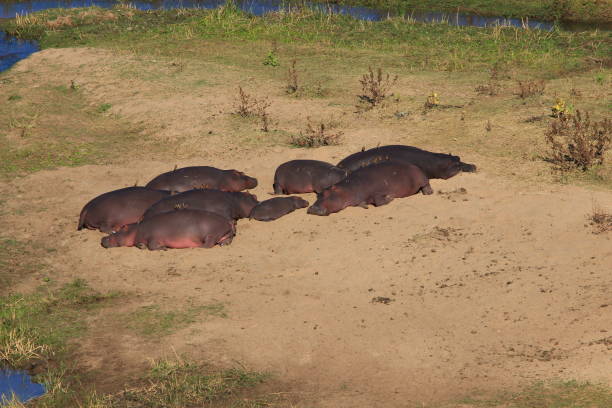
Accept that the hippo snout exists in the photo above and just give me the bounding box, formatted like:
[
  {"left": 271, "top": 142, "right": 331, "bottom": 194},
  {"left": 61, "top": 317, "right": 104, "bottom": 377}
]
[
  {"left": 245, "top": 176, "right": 258, "bottom": 189},
  {"left": 101, "top": 235, "right": 118, "bottom": 248},
  {"left": 307, "top": 205, "right": 328, "bottom": 216}
]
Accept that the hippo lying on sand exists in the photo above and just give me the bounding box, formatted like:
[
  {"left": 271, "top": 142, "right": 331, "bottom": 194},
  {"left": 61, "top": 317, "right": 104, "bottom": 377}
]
[
  {"left": 308, "top": 162, "right": 432, "bottom": 216},
  {"left": 337, "top": 145, "right": 476, "bottom": 179},
  {"left": 250, "top": 196, "right": 309, "bottom": 221},
  {"left": 78, "top": 187, "right": 170, "bottom": 233},
  {"left": 146, "top": 166, "right": 258, "bottom": 193},
  {"left": 273, "top": 160, "right": 347, "bottom": 194},
  {"left": 101, "top": 209, "right": 235, "bottom": 250},
  {"left": 142, "top": 189, "right": 258, "bottom": 221}
]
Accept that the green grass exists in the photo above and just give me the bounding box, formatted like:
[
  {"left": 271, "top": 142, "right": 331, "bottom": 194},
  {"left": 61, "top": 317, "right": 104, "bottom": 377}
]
[
  {"left": 447, "top": 380, "right": 612, "bottom": 408},
  {"left": 1, "top": 5, "right": 610, "bottom": 77},
  {"left": 0, "top": 80, "right": 146, "bottom": 180},
  {"left": 126, "top": 302, "right": 227, "bottom": 337}
]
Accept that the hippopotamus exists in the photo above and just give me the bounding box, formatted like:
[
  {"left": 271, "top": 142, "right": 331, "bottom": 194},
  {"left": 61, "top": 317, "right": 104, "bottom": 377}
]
[
  {"left": 142, "top": 189, "right": 258, "bottom": 221},
  {"left": 307, "top": 162, "right": 432, "bottom": 216},
  {"left": 101, "top": 209, "right": 236, "bottom": 250},
  {"left": 273, "top": 160, "right": 347, "bottom": 194},
  {"left": 78, "top": 186, "right": 170, "bottom": 233},
  {"left": 249, "top": 196, "right": 309, "bottom": 221},
  {"left": 337, "top": 145, "right": 477, "bottom": 179},
  {"left": 145, "top": 166, "right": 258, "bottom": 193}
]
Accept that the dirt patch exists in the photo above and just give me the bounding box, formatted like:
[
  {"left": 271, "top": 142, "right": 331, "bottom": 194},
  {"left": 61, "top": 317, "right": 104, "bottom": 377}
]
[{"left": 2, "top": 47, "right": 611, "bottom": 407}]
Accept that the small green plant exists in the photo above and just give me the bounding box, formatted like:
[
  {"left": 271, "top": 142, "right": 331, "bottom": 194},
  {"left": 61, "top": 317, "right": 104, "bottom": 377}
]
[
  {"left": 7, "top": 94, "right": 22, "bottom": 101},
  {"left": 358, "top": 67, "right": 397, "bottom": 107},
  {"left": 263, "top": 50, "right": 279, "bottom": 67},
  {"left": 291, "top": 117, "right": 343, "bottom": 148},
  {"left": 70, "top": 79, "right": 80, "bottom": 90},
  {"left": 594, "top": 73, "right": 605, "bottom": 85},
  {"left": 545, "top": 110, "right": 611, "bottom": 171},
  {"left": 551, "top": 97, "right": 573, "bottom": 118},
  {"left": 424, "top": 91, "right": 440, "bottom": 109},
  {"left": 97, "top": 103, "right": 112, "bottom": 113}
]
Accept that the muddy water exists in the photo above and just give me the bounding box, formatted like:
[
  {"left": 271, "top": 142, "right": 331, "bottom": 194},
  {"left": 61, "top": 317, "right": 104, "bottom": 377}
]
[{"left": 0, "top": 368, "right": 46, "bottom": 403}]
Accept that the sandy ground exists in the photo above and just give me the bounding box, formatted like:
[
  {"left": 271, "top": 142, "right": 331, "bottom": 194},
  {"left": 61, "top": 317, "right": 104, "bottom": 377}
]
[{"left": 2, "top": 48, "right": 611, "bottom": 407}]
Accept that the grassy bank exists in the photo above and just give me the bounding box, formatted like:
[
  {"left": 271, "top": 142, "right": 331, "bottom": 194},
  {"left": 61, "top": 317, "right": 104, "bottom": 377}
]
[
  {"left": 1, "top": 5, "right": 610, "bottom": 77},
  {"left": 312, "top": 0, "right": 612, "bottom": 24}
]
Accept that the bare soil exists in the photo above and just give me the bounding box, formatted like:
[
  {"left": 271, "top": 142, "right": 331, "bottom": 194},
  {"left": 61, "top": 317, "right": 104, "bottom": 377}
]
[{"left": 1, "top": 48, "right": 611, "bottom": 407}]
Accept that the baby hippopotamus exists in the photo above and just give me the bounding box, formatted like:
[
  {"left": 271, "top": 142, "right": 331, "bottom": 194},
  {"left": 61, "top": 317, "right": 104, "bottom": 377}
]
[
  {"left": 337, "top": 145, "right": 476, "bottom": 179},
  {"left": 142, "top": 189, "right": 258, "bottom": 221},
  {"left": 273, "top": 160, "right": 347, "bottom": 194},
  {"left": 249, "top": 196, "right": 309, "bottom": 221},
  {"left": 101, "top": 209, "right": 235, "bottom": 250},
  {"left": 78, "top": 186, "right": 170, "bottom": 233},
  {"left": 146, "top": 166, "right": 258, "bottom": 193},
  {"left": 308, "top": 161, "right": 432, "bottom": 216}
]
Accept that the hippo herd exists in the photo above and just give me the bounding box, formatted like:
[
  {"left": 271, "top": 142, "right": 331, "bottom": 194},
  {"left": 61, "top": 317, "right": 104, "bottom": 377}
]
[{"left": 77, "top": 145, "right": 476, "bottom": 250}]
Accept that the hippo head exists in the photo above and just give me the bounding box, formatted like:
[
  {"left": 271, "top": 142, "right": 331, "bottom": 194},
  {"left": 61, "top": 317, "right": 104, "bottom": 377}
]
[
  {"left": 291, "top": 196, "right": 310, "bottom": 209},
  {"left": 227, "top": 170, "right": 258, "bottom": 191},
  {"left": 307, "top": 187, "right": 346, "bottom": 216},
  {"left": 101, "top": 224, "right": 137, "bottom": 248},
  {"left": 234, "top": 192, "right": 259, "bottom": 218}
]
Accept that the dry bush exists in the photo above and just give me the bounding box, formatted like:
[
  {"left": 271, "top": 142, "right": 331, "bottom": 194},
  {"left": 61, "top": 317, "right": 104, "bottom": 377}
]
[
  {"left": 545, "top": 110, "right": 611, "bottom": 171},
  {"left": 588, "top": 205, "right": 612, "bottom": 234},
  {"left": 234, "top": 87, "right": 272, "bottom": 132},
  {"left": 45, "top": 16, "right": 74, "bottom": 29},
  {"left": 475, "top": 80, "right": 501, "bottom": 96},
  {"left": 258, "top": 98, "right": 272, "bottom": 132},
  {"left": 516, "top": 80, "right": 545, "bottom": 98},
  {"left": 291, "top": 118, "right": 343, "bottom": 148},
  {"left": 358, "top": 67, "right": 397, "bottom": 107},
  {"left": 286, "top": 59, "right": 299, "bottom": 94}
]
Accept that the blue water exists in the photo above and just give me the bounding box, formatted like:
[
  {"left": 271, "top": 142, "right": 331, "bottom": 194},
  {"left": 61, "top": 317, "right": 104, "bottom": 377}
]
[
  {"left": 0, "top": 369, "right": 46, "bottom": 405},
  {"left": 0, "top": 0, "right": 607, "bottom": 73}
]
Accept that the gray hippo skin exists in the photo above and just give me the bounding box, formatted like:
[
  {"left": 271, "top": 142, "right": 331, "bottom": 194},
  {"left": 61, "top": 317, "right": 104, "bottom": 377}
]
[
  {"left": 308, "top": 162, "right": 432, "bottom": 216},
  {"left": 142, "top": 189, "right": 258, "bottom": 221},
  {"left": 250, "top": 196, "right": 309, "bottom": 221},
  {"left": 78, "top": 186, "right": 170, "bottom": 233},
  {"left": 145, "top": 166, "right": 258, "bottom": 193},
  {"left": 337, "top": 145, "right": 476, "bottom": 179},
  {"left": 101, "top": 209, "right": 236, "bottom": 250},
  {"left": 273, "top": 160, "right": 347, "bottom": 194}
]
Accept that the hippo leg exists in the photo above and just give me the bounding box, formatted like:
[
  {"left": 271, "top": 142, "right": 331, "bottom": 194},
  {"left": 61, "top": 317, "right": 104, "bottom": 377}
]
[
  {"left": 201, "top": 235, "right": 218, "bottom": 248},
  {"left": 357, "top": 202, "right": 369, "bottom": 209},
  {"left": 421, "top": 184, "right": 434, "bottom": 195},
  {"left": 218, "top": 234, "right": 234, "bottom": 246},
  {"left": 372, "top": 194, "right": 393, "bottom": 207},
  {"left": 273, "top": 183, "right": 283, "bottom": 195},
  {"left": 147, "top": 241, "right": 168, "bottom": 251},
  {"left": 136, "top": 242, "right": 147, "bottom": 250}
]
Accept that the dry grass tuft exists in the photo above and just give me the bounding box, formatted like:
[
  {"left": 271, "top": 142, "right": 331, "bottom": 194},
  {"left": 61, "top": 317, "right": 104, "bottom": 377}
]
[
  {"left": 291, "top": 117, "right": 343, "bottom": 147},
  {"left": 588, "top": 204, "right": 612, "bottom": 234},
  {"left": 358, "top": 67, "right": 397, "bottom": 107},
  {"left": 45, "top": 16, "right": 75, "bottom": 29},
  {"left": 516, "top": 79, "right": 545, "bottom": 98},
  {"left": 286, "top": 59, "right": 299, "bottom": 94},
  {"left": 545, "top": 110, "right": 611, "bottom": 171}
]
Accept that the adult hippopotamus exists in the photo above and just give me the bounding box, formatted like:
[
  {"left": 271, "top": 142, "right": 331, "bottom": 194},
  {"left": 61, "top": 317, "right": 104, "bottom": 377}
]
[
  {"left": 249, "top": 196, "right": 309, "bottom": 221},
  {"left": 145, "top": 166, "right": 258, "bottom": 193},
  {"left": 101, "top": 209, "right": 235, "bottom": 250},
  {"left": 78, "top": 186, "right": 170, "bottom": 233},
  {"left": 337, "top": 145, "right": 476, "bottom": 179},
  {"left": 273, "top": 160, "right": 347, "bottom": 194},
  {"left": 307, "top": 162, "right": 432, "bottom": 216},
  {"left": 142, "top": 189, "right": 258, "bottom": 221}
]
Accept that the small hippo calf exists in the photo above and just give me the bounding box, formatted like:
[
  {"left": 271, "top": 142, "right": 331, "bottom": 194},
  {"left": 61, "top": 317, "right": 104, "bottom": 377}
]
[
  {"left": 142, "top": 189, "right": 258, "bottom": 221},
  {"left": 101, "top": 209, "right": 236, "bottom": 250},
  {"left": 146, "top": 166, "right": 258, "bottom": 193},
  {"left": 273, "top": 160, "right": 347, "bottom": 194},
  {"left": 250, "top": 196, "right": 309, "bottom": 221},
  {"left": 337, "top": 145, "right": 476, "bottom": 179},
  {"left": 308, "top": 162, "right": 432, "bottom": 216},
  {"left": 78, "top": 186, "right": 170, "bottom": 233}
]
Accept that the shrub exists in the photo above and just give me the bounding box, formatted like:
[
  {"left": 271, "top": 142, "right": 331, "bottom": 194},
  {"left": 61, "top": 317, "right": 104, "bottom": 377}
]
[
  {"left": 291, "top": 118, "right": 343, "bottom": 147},
  {"left": 358, "top": 67, "right": 397, "bottom": 107}
]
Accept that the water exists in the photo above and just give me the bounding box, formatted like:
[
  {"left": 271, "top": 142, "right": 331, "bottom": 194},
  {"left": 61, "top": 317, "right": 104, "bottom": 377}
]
[
  {"left": 0, "top": 368, "right": 46, "bottom": 405},
  {"left": 0, "top": 0, "right": 608, "bottom": 73}
]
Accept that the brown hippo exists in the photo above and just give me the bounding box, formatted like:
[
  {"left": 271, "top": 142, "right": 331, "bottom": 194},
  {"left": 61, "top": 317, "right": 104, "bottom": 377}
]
[
  {"left": 100, "top": 209, "right": 235, "bottom": 250},
  {"left": 273, "top": 160, "right": 347, "bottom": 194},
  {"left": 145, "top": 166, "right": 258, "bottom": 193},
  {"left": 142, "top": 189, "right": 258, "bottom": 221},
  {"left": 337, "top": 145, "right": 476, "bottom": 179},
  {"left": 307, "top": 162, "right": 432, "bottom": 216},
  {"left": 249, "top": 196, "right": 309, "bottom": 221},
  {"left": 77, "top": 187, "right": 170, "bottom": 233}
]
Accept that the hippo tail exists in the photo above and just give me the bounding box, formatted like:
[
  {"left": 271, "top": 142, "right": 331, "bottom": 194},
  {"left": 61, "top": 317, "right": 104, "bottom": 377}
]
[{"left": 459, "top": 162, "right": 477, "bottom": 172}]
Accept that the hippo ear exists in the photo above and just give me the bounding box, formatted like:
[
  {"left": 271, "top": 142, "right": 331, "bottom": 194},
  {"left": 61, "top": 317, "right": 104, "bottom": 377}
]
[
  {"left": 173, "top": 164, "right": 178, "bottom": 171},
  {"left": 361, "top": 146, "right": 366, "bottom": 152}
]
